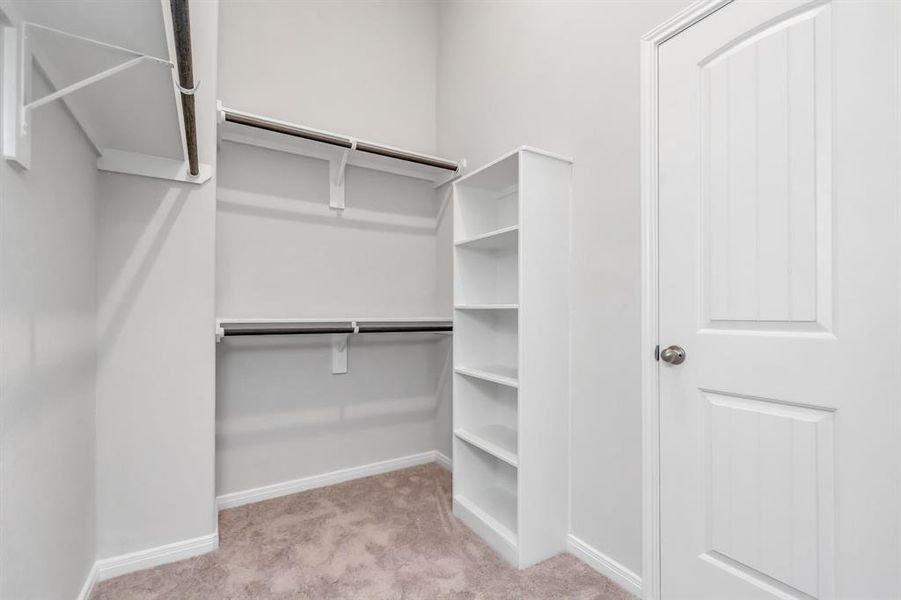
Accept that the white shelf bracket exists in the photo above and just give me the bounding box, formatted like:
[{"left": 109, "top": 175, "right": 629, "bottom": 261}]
[
  {"left": 331, "top": 321, "right": 358, "bottom": 374},
  {"left": 215, "top": 322, "right": 225, "bottom": 343},
  {"left": 433, "top": 157, "right": 466, "bottom": 190},
  {"left": 2, "top": 23, "right": 32, "bottom": 168},
  {"left": 329, "top": 138, "right": 356, "bottom": 211},
  {"left": 2, "top": 22, "right": 173, "bottom": 170},
  {"left": 435, "top": 185, "right": 453, "bottom": 231}
]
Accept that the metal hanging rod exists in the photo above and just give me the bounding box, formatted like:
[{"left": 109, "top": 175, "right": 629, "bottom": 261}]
[
  {"left": 169, "top": 0, "right": 200, "bottom": 177},
  {"left": 218, "top": 320, "right": 453, "bottom": 338},
  {"left": 217, "top": 319, "right": 452, "bottom": 374},
  {"left": 221, "top": 109, "right": 460, "bottom": 172},
  {"left": 223, "top": 324, "right": 453, "bottom": 337}
]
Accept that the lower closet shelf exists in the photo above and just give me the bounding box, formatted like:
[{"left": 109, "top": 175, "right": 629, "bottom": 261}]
[
  {"left": 453, "top": 487, "right": 518, "bottom": 559},
  {"left": 455, "top": 425, "right": 518, "bottom": 467}
]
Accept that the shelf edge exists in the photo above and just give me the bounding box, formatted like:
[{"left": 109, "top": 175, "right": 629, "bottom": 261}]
[
  {"left": 454, "top": 428, "right": 519, "bottom": 468},
  {"left": 454, "top": 366, "right": 519, "bottom": 389},
  {"left": 454, "top": 225, "right": 519, "bottom": 248}
]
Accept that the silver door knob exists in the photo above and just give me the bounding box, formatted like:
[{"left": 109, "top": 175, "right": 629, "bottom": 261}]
[{"left": 660, "top": 345, "right": 686, "bottom": 365}]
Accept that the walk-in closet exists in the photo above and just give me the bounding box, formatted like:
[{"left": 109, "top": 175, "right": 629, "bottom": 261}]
[{"left": 4, "top": 0, "right": 901, "bottom": 599}]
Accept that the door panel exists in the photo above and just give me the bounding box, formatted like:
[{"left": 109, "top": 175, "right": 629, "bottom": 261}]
[
  {"left": 704, "top": 391, "right": 832, "bottom": 599},
  {"left": 658, "top": 1, "right": 900, "bottom": 598},
  {"left": 701, "top": 5, "right": 828, "bottom": 328}
]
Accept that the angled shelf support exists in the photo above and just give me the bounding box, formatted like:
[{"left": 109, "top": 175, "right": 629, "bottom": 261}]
[
  {"left": 1, "top": 15, "right": 211, "bottom": 184},
  {"left": 331, "top": 326, "right": 357, "bottom": 374},
  {"left": 329, "top": 139, "right": 356, "bottom": 211},
  {"left": 2, "top": 22, "right": 169, "bottom": 169}
]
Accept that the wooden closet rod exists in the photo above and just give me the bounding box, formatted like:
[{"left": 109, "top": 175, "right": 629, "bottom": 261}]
[
  {"left": 222, "top": 324, "right": 453, "bottom": 337},
  {"left": 222, "top": 110, "right": 460, "bottom": 172},
  {"left": 170, "top": 0, "right": 199, "bottom": 176}
]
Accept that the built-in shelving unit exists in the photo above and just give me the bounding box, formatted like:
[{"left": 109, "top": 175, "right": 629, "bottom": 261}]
[{"left": 452, "top": 147, "right": 572, "bottom": 569}]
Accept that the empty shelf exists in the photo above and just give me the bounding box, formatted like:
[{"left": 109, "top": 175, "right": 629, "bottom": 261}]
[
  {"left": 455, "top": 304, "right": 519, "bottom": 310},
  {"left": 455, "top": 365, "right": 519, "bottom": 388},
  {"left": 455, "top": 425, "right": 518, "bottom": 467},
  {"left": 455, "top": 226, "right": 519, "bottom": 251},
  {"left": 454, "top": 487, "right": 518, "bottom": 545}
]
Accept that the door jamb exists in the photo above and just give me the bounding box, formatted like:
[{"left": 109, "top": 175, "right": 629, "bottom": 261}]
[{"left": 639, "top": 2, "right": 732, "bottom": 598}]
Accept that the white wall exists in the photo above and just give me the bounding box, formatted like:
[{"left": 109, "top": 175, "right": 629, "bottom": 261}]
[
  {"left": 215, "top": 140, "right": 452, "bottom": 495},
  {"left": 94, "top": 0, "right": 219, "bottom": 558},
  {"left": 215, "top": 0, "right": 452, "bottom": 495},
  {"left": 0, "top": 71, "right": 98, "bottom": 598},
  {"left": 217, "top": 334, "right": 450, "bottom": 495},
  {"left": 218, "top": 0, "right": 438, "bottom": 154},
  {"left": 217, "top": 144, "right": 445, "bottom": 319},
  {"left": 436, "top": 0, "right": 688, "bottom": 576}
]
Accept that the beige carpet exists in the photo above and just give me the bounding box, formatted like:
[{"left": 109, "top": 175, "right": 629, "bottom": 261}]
[{"left": 92, "top": 463, "right": 635, "bottom": 599}]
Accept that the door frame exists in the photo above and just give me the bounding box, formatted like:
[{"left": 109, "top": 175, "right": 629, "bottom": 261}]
[{"left": 639, "top": 2, "right": 732, "bottom": 598}]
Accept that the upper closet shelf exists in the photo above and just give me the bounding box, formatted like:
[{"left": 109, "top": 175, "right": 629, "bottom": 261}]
[
  {"left": 0, "top": 0, "right": 210, "bottom": 184},
  {"left": 217, "top": 104, "right": 464, "bottom": 208}
]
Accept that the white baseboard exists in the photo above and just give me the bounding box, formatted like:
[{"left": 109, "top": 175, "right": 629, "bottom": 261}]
[
  {"left": 76, "top": 561, "right": 99, "bottom": 600},
  {"left": 95, "top": 531, "right": 219, "bottom": 582},
  {"left": 434, "top": 450, "right": 452, "bottom": 471},
  {"left": 87, "top": 451, "right": 451, "bottom": 586},
  {"left": 217, "top": 450, "right": 450, "bottom": 511},
  {"left": 567, "top": 534, "right": 642, "bottom": 597}
]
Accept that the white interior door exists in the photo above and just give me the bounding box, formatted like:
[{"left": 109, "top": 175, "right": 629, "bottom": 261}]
[{"left": 657, "top": 1, "right": 901, "bottom": 598}]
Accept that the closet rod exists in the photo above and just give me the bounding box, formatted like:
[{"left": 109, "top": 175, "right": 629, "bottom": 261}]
[
  {"left": 222, "top": 110, "right": 460, "bottom": 172},
  {"left": 170, "top": 0, "right": 199, "bottom": 176},
  {"left": 222, "top": 324, "right": 453, "bottom": 337}
]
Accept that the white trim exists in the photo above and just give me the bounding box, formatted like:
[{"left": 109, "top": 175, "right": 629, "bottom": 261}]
[
  {"left": 86, "top": 452, "right": 452, "bottom": 587},
  {"left": 640, "top": 3, "right": 733, "bottom": 599},
  {"left": 216, "top": 450, "right": 449, "bottom": 510},
  {"left": 434, "top": 450, "right": 453, "bottom": 471},
  {"left": 452, "top": 145, "right": 573, "bottom": 187},
  {"left": 76, "top": 561, "right": 99, "bottom": 600},
  {"left": 567, "top": 534, "right": 642, "bottom": 598},
  {"left": 97, "top": 149, "right": 212, "bottom": 185},
  {"left": 95, "top": 531, "right": 219, "bottom": 582}
]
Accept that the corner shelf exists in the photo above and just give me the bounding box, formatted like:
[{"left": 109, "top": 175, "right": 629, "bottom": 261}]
[{"left": 2, "top": 7, "right": 210, "bottom": 183}]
